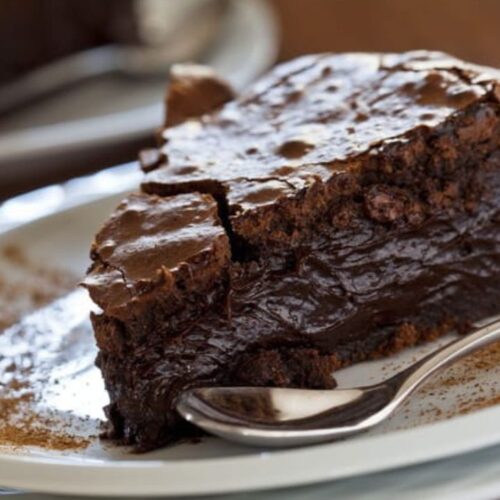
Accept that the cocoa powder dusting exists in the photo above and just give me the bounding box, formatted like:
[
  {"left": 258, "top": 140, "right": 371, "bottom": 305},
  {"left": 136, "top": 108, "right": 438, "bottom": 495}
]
[
  {"left": 457, "top": 394, "right": 500, "bottom": 415},
  {"left": 0, "top": 245, "right": 77, "bottom": 329},
  {"left": 435, "top": 342, "right": 500, "bottom": 416},
  {"left": 393, "top": 339, "right": 500, "bottom": 427},
  {"left": 0, "top": 383, "right": 90, "bottom": 451},
  {"left": 0, "top": 246, "right": 94, "bottom": 451}
]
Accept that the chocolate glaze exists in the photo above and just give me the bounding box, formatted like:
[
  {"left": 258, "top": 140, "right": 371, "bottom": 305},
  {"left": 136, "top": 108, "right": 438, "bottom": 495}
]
[
  {"left": 85, "top": 51, "right": 500, "bottom": 450},
  {"left": 84, "top": 192, "right": 229, "bottom": 321},
  {"left": 143, "top": 52, "right": 500, "bottom": 249}
]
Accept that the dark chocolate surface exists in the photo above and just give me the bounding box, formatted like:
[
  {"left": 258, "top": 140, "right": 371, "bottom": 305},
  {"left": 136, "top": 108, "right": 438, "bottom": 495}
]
[
  {"left": 144, "top": 51, "right": 499, "bottom": 215},
  {"left": 84, "top": 192, "right": 229, "bottom": 319}
]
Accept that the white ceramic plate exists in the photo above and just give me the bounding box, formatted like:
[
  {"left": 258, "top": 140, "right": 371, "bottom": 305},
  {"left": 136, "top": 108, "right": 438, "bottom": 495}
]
[{"left": 1, "top": 173, "right": 500, "bottom": 497}]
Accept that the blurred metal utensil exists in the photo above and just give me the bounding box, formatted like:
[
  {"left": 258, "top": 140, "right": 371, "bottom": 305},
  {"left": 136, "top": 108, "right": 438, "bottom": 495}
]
[{"left": 0, "top": 0, "right": 226, "bottom": 116}]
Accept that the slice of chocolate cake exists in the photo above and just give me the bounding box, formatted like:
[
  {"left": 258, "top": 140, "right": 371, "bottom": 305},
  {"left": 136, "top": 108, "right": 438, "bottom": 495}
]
[{"left": 84, "top": 51, "right": 500, "bottom": 451}]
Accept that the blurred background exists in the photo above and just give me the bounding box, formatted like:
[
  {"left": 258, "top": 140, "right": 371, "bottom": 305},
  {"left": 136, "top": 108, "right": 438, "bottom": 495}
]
[{"left": 1, "top": 0, "right": 499, "bottom": 200}]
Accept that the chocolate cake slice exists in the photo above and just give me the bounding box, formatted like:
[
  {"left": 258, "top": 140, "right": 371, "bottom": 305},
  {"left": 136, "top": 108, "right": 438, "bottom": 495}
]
[{"left": 84, "top": 51, "right": 500, "bottom": 451}]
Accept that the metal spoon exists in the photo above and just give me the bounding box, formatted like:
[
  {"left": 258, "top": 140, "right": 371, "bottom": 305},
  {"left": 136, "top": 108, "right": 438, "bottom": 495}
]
[{"left": 177, "top": 318, "right": 500, "bottom": 447}]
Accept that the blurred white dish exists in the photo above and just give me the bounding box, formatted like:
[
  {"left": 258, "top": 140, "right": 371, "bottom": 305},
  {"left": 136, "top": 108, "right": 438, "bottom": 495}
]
[{"left": 0, "top": 0, "right": 278, "bottom": 186}]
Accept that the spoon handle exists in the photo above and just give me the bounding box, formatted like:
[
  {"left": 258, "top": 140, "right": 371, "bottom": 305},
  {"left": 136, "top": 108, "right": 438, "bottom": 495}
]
[{"left": 388, "top": 318, "right": 500, "bottom": 412}]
